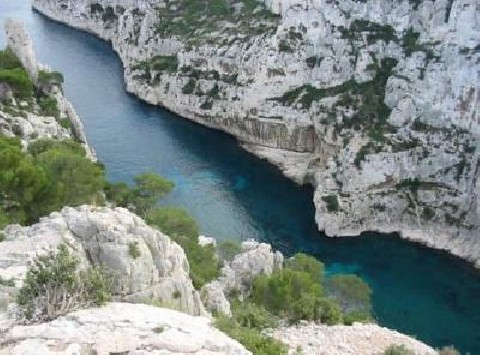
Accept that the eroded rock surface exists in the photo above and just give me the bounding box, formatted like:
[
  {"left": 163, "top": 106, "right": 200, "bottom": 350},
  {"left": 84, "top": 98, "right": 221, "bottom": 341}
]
[
  {"left": 270, "top": 322, "right": 436, "bottom": 355},
  {"left": 0, "top": 206, "right": 205, "bottom": 316},
  {"left": 0, "top": 303, "right": 250, "bottom": 355}
]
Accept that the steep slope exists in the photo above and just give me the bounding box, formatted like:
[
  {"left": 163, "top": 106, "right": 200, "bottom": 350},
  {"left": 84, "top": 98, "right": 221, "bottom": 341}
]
[
  {"left": 2, "top": 19, "right": 94, "bottom": 159},
  {"left": 32, "top": 0, "right": 480, "bottom": 266}
]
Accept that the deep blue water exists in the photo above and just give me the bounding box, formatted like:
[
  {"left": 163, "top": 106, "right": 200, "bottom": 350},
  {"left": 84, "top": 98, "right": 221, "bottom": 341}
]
[{"left": 1, "top": 1, "right": 480, "bottom": 352}]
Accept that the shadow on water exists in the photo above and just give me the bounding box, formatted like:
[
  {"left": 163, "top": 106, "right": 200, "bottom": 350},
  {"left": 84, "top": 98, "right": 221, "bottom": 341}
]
[{"left": 1, "top": 3, "right": 480, "bottom": 352}]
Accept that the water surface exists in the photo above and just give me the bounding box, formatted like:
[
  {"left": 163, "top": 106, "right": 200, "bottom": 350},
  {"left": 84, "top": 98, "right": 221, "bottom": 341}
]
[{"left": 1, "top": 2, "right": 479, "bottom": 352}]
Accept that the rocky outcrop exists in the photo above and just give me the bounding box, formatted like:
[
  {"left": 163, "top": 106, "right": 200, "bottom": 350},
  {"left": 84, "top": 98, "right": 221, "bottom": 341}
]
[
  {"left": 0, "top": 205, "right": 205, "bottom": 316},
  {"left": 201, "top": 239, "right": 283, "bottom": 316},
  {"left": 0, "top": 302, "right": 250, "bottom": 354},
  {"left": 269, "top": 322, "right": 436, "bottom": 355},
  {"left": 31, "top": 0, "right": 480, "bottom": 267},
  {"left": 1, "top": 20, "right": 95, "bottom": 160}
]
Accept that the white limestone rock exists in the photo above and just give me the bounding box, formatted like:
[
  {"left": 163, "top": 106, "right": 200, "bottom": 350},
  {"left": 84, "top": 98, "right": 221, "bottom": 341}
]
[
  {"left": 201, "top": 239, "right": 283, "bottom": 315},
  {"left": 0, "top": 303, "right": 250, "bottom": 355},
  {"left": 270, "top": 322, "right": 436, "bottom": 355},
  {"left": 0, "top": 205, "right": 205, "bottom": 316}
]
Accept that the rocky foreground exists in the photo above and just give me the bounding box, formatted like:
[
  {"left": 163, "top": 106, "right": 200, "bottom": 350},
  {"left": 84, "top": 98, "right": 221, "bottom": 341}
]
[
  {"left": 0, "top": 205, "right": 437, "bottom": 354},
  {"left": 31, "top": 0, "right": 480, "bottom": 267},
  {"left": 0, "top": 303, "right": 249, "bottom": 354},
  {"left": 270, "top": 322, "right": 436, "bottom": 355}
]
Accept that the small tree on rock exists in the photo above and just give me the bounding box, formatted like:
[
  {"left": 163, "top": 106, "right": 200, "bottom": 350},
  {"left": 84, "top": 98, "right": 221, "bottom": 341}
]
[{"left": 17, "top": 244, "right": 111, "bottom": 321}]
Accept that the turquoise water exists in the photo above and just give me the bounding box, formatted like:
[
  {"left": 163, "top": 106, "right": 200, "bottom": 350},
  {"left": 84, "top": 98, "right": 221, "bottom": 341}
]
[{"left": 1, "top": 2, "right": 479, "bottom": 352}]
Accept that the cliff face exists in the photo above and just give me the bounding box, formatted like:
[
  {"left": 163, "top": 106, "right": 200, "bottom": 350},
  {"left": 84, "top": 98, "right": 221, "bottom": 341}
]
[
  {"left": 1, "top": 20, "right": 95, "bottom": 160},
  {"left": 0, "top": 205, "right": 205, "bottom": 316},
  {"left": 31, "top": 0, "right": 480, "bottom": 266}
]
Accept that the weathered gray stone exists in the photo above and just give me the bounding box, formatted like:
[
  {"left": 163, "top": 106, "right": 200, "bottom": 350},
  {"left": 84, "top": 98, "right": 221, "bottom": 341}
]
[
  {"left": 0, "top": 303, "right": 250, "bottom": 355},
  {"left": 0, "top": 206, "right": 205, "bottom": 316}
]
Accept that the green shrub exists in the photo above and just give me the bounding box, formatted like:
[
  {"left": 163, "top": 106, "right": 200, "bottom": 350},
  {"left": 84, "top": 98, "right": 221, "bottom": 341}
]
[
  {"left": 90, "top": 3, "right": 104, "bottom": 14},
  {"left": 59, "top": 117, "right": 72, "bottom": 130},
  {"left": 250, "top": 268, "right": 323, "bottom": 322},
  {"left": 102, "top": 6, "right": 118, "bottom": 22},
  {"left": 217, "top": 240, "right": 241, "bottom": 262},
  {"left": 128, "top": 242, "right": 141, "bottom": 259},
  {"left": 146, "top": 207, "right": 219, "bottom": 288},
  {"left": 327, "top": 274, "right": 372, "bottom": 317},
  {"left": 231, "top": 300, "right": 278, "bottom": 330},
  {"left": 322, "top": 194, "right": 340, "bottom": 212},
  {"left": 285, "top": 253, "right": 325, "bottom": 283},
  {"left": 17, "top": 244, "right": 111, "bottom": 320},
  {"left": 402, "top": 28, "right": 420, "bottom": 57},
  {"left": 0, "top": 276, "right": 15, "bottom": 287},
  {"left": 215, "top": 316, "right": 288, "bottom": 355},
  {"left": 38, "top": 69, "right": 64, "bottom": 86},
  {"left": 38, "top": 96, "right": 60, "bottom": 118},
  {"left": 384, "top": 344, "right": 414, "bottom": 355},
  {"left": 182, "top": 78, "right": 196, "bottom": 94},
  {"left": 130, "top": 173, "right": 175, "bottom": 215},
  {"left": 0, "top": 68, "right": 33, "bottom": 98},
  {"left": 150, "top": 55, "right": 178, "bottom": 72},
  {"left": 0, "top": 137, "right": 105, "bottom": 225},
  {"left": 0, "top": 48, "right": 22, "bottom": 70}
]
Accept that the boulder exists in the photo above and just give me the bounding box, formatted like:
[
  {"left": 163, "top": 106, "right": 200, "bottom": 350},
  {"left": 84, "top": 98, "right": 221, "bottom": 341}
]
[{"left": 0, "top": 206, "right": 205, "bottom": 316}]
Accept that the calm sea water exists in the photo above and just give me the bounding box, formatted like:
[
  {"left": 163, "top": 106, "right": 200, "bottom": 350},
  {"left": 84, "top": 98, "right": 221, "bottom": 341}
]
[{"left": 1, "top": 1, "right": 479, "bottom": 352}]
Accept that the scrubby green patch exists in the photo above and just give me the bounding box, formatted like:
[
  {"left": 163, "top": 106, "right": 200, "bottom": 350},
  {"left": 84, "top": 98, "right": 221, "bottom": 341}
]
[
  {"left": 153, "top": 0, "right": 280, "bottom": 46},
  {"left": 402, "top": 27, "right": 436, "bottom": 60},
  {"left": 37, "top": 95, "right": 60, "bottom": 118},
  {"left": 322, "top": 195, "right": 340, "bottom": 213},
  {"left": 215, "top": 315, "right": 288, "bottom": 355},
  {"left": 384, "top": 344, "right": 414, "bottom": 355},
  {"left": 217, "top": 240, "right": 242, "bottom": 262},
  {"left": 244, "top": 253, "right": 371, "bottom": 326},
  {"left": 0, "top": 137, "right": 105, "bottom": 226},
  {"left": 0, "top": 68, "right": 33, "bottom": 99},
  {"left": 38, "top": 69, "right": 64, "bottom": 87},
  {"left": 128, "top": 242, "right": 141, "bottom": 259},
  {"left": 0, "top": 276, "right": 15, "bottom": 287},
  {"left": 17, "top": 244, "right": 111, "bottom": 321},
  {"left": 340, "top": 20, "right": 397, "bottom": 44},
  {"left": 0, "top": 48, "right": 33, "bottom": 99},
  {"left": 327, "top": 274, "right": 372, "bottom": 324}
]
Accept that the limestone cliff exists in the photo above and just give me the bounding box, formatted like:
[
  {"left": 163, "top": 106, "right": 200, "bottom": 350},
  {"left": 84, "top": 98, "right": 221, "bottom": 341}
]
[
  {"left": 0, "top": 205, "right": 205, "bottom": 316},
  {"left": 1, "top": 20, "right": 95, "bottom": 160},
  {"left": 31, "top": 0, "right": 480, "bottom": 266}
]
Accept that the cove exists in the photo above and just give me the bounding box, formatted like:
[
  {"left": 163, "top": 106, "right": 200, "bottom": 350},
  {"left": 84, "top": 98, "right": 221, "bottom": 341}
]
[{"left": 1, "top": 2, "right": 480, "bottom": 352}]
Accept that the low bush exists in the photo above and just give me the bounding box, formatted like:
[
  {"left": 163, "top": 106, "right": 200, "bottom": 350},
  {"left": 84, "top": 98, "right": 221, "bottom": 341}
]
[
  {"left": 322, "top": 194, "right": 340, "bottom": 212},
  {"left": 384, "top": 344, "right": 414, "bottom": 355},
  {"left": 327, "top": 274, "right": 372, "bottom": 321},
  {"left": 17, "top": 244, "right": 111, "bottom": 321},
  {"left": 215, "top": 315, "right": 288, "bottom": 355},
  {"left": 217, "top": 240, "right": 241, "bottom": 262}
]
